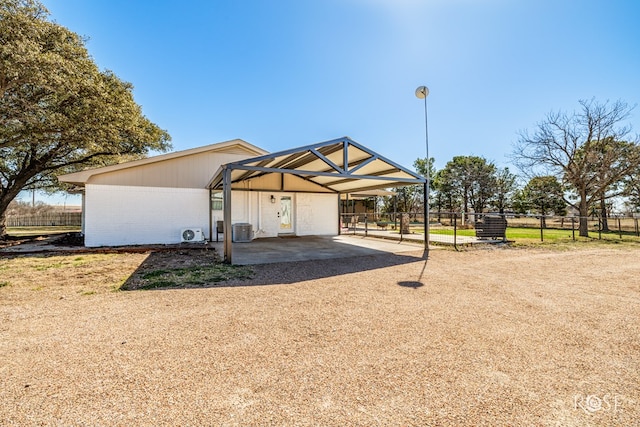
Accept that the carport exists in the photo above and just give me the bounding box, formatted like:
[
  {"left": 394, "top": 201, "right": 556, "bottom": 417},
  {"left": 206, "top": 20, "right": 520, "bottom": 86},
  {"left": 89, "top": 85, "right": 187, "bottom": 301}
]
[{"left": 208, "top": 137, "right": 427, "bottom": 263}]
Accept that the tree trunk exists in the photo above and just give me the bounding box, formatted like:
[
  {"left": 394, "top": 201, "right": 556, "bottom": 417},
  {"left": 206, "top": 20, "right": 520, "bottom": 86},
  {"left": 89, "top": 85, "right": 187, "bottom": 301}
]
[
  {"left": 599, "top": 196, "right": 609, "bottom": 231},
  {"left": 0, "top": 192, "right": 17, "bottom": 240},
  {"left": 463, "top": 193, "right": 469, "bottom": 224},
  {"left": 0, "top": 209, "right": 7, "bottom": 240},
  {"left": 0, "top": 166, "right": 45, "bottom": 240},
  {"left": 578, "top": 192, "right": 589, "bottom": 237}
]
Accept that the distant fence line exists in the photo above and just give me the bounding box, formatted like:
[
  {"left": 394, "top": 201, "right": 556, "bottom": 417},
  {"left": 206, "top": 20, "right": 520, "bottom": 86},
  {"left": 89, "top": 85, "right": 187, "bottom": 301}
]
[
  {"left": 340, "top": 211, "right": 640, "bottom": 245},
  {"left": 6, "top": 212, "right": 82, "bottom": 227}
]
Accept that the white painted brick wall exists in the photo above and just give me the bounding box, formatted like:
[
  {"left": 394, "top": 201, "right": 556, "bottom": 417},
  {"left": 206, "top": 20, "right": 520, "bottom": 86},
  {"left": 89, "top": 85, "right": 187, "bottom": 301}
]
[
  {"left": 296, "top": 193, "right": 338, "bottom": 236},
  {"left": 83, "top": 185, "right": 338, "bottom": 246},
  {"left": 84, "top": 184, "right": 210, "bottom": 247}
]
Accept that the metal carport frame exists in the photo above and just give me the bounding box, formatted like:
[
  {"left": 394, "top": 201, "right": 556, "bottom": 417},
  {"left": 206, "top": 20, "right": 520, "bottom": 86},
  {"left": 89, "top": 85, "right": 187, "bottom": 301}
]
[{"left": 208, "top": 136, "right": 427, "bottom": 263}]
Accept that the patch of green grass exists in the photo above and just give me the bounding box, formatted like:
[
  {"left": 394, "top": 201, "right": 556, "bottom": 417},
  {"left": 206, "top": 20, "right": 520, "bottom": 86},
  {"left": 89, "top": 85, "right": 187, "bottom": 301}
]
[
  {"left": 0, "top": 281, "right": 9, "bottom": 288},
  {"left": 142, "top": 269, "right": 170, "bottom": 279},
  {"left": 132, "top": 264, "right": 253, "bottom": 290},
  {"left": 34, "top": 262, "right": 65, "bottom": 271},
  {"left": 140, "top": 280, "right": 176, "bottom": 290},
  {"left": 429, "top": 226, "right": 640, "bottom": 243},
  {"left": 80, "top": 290, "right": 96, "bottom": 296}
]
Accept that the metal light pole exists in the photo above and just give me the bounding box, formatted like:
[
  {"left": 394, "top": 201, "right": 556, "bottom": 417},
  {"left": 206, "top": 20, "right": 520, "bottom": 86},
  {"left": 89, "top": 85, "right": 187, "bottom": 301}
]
[{"left": 415, "top": 85, "right": 430, "bottom": 253}]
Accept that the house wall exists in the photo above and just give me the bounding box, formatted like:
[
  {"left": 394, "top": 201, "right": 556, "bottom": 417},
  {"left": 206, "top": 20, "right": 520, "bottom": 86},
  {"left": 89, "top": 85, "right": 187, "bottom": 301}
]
[
  {"left": 84, "top": 184, "right": 211, "bottom": 247},
  {"left": 87, "top": 150, "right": 255, "bottom": 189},
  {"left": 296, "top": 193, "right": 338, "bottom": 236},
  {"left": 237, "top": 192, "right": 338, "bottom": 238},
  {"left": 84, "top": 185, "right": 338, "bottom": 247}
]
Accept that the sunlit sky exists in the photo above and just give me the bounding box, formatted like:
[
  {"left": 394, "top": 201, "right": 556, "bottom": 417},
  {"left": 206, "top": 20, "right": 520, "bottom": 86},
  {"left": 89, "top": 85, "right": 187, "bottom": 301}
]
[{"left": 20, "top": 0, "right": 640, "bottom": 205}]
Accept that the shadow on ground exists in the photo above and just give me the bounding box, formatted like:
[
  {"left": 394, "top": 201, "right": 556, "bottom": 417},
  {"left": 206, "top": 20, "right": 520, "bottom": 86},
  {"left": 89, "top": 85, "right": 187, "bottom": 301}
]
[
  {"left": 1, "top": 234, "right": 429, "bottom": 291},
  {"left": 122, "top": 248, "right": 427, "bottom": 290}
]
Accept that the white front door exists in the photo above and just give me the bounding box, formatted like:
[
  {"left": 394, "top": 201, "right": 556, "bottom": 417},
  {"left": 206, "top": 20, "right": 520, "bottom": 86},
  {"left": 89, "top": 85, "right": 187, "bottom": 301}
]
[{"left": 279, "top": 195, "right": 294, "bottom": 234}]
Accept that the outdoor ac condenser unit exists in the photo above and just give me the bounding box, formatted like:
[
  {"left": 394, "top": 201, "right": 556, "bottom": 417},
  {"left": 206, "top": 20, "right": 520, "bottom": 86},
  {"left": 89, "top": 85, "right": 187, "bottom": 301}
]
[
  {"left": 232, "top": 223, "right": 253, "bottom": 242},
  {"left": 181, "top": 228, "right": 204, "bottom": 242}
]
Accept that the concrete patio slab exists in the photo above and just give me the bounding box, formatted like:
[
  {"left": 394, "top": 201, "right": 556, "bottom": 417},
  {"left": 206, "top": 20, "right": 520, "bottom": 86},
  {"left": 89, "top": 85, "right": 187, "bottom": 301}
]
[
  {"left": 343, "top": 227, "right": 504, "bottom": 245},
  {"left": 1, "top": 234, "right": 429, "bottom": 266},
  {"left": 209, "top": 235, "right": 426, "bottom": 265}
]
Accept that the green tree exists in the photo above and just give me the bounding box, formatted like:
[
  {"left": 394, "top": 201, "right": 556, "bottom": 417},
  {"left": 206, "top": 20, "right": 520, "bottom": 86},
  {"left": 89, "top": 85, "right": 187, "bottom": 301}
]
[
  {"left": 413, "top": 157, "right": 436, "bottom": 191},
  {"left": 412, "top": 157, "right": 436, "bottom": 218},
  {"left": 513, "top": 99, "right": 640, "bottom": 237},
  {"left": 511, "top": 189, "right": 529, "bottom": 215},
  {"left": 624, "top": 170, "right": 640, "bottom": 213},
  {"left": 0, "top": 0, "right": 171, "bottom": 238},
  {"left": 432, "top": 167, "right": 460, "bottom": 219},
  {"left": 392, "top": 186, "right": 421, "bottom": 218},
  {"left": 439, "top": 156, "right": 497, "bottom": 219},
  {"left": 491, "top": 167, "right": 518, "bottom": 214},
  {"left": 521, "top": 176, "right": 567, "bottom": 228}
]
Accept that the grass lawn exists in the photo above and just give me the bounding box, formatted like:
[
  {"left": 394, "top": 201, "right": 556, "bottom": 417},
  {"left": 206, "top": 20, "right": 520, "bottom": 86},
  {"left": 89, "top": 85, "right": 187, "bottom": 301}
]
[
  {"left": 428, "top": 226, "right": 640, "bottom": 243},
  {"left": 0, "top": 250, "right": 252, "bottom": 292}
]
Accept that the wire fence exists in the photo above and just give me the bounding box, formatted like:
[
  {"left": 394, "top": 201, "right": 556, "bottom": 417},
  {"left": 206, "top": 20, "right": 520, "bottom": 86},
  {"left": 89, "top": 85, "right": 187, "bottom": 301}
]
[
  {"left": 6, "top": 212, "right": 82, "bottom": 227},
  {"left": 340, "top": 212, "right": 640, "bottom": 247}
]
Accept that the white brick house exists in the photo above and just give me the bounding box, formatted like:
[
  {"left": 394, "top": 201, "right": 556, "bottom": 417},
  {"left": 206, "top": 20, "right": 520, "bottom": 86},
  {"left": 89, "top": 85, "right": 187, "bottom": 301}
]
[{"left": 59, "top": 137, "right": 426, "bottom": 260}]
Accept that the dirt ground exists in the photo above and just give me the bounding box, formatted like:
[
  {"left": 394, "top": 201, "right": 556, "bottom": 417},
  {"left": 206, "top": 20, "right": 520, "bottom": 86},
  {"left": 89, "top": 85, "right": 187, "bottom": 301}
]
[{"left": 1, "top": 245, "right": 639, "bottom": 426}]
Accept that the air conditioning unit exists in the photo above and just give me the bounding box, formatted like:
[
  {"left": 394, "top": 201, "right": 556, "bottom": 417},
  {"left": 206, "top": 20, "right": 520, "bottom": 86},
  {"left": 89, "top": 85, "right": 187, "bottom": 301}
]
[
  {"left": 181, "top": 228, "right": 204, "bottom": 242},
  {"left": 232, "top": 223, "right": 253, "bottom": 242}
]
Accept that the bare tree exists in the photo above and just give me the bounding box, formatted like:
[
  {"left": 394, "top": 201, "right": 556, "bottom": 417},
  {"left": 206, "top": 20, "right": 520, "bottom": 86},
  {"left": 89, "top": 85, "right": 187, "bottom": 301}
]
[
  {"left": 584, "top": 137, "right": 639, "bottom": 230},
  {"left": 513, "top": 99, "right": 640, "bottom": 237}
]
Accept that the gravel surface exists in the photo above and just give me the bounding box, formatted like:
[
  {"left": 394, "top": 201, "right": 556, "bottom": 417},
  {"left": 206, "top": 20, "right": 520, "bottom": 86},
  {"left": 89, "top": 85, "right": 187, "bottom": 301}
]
[{"left": 1, "top": 246, "right": 639, "bottom": 426}]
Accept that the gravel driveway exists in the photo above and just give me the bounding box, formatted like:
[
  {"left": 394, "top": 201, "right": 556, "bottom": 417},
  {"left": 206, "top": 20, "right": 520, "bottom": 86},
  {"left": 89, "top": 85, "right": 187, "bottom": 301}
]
[{"left": 1, "top": 246, "right": 639, "bottom": 426}]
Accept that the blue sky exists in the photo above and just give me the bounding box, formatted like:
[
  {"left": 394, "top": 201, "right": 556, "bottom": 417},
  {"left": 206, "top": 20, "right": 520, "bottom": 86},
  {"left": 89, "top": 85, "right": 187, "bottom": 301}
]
[{"left": 22, "top": 0, "right": 640, "bottom": 205}]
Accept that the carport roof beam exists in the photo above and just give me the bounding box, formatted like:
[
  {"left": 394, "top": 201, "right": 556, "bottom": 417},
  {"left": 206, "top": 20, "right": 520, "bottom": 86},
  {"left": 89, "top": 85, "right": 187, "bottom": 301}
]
[{"left": 207, "top": 136, "right": 425, "bottom": 193}]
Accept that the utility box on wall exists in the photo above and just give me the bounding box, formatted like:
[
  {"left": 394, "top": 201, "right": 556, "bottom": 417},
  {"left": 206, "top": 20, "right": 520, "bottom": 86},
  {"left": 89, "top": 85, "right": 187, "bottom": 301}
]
[{"left": 232, "top": 223, "right": 253, "bottom": 242}]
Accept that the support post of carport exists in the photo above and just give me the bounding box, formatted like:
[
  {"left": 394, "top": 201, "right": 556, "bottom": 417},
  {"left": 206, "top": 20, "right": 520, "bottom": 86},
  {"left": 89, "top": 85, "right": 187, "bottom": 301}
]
[
  {"left": 423, "top": 182, "right": 429, "bottom": 253},
  {"left": 223, "top": 167, "right": 233, "bottom": 264},
  {"left": 208, "top": 188, "right": 213, "bottom": 242},
  {"left": 337, "top": 193, "right": 342, "bottom": 235}
]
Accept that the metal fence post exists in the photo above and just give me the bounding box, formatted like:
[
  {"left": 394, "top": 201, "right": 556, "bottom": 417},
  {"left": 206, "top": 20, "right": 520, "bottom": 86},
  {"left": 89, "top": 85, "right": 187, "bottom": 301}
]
[
  {"left": 598, "top": 216, "right": 602, "bottom": 240},
  {"left": 618, "top": 217, "right": 622, "bottom": 239},
  {"left": 365, "top": 214, "right": 368, "bottom": 237},
  {"left": 540, "top": 216, "right": 544, "bottom": 242},
  {"left": 571, "top": 217, "right": 576, "bottom": 241},
  {"left": 502, "top": 213, "right": 507, "bottom": 243},
  {"left": 353, "top": 214, "right": 356, "bottom": 235}
]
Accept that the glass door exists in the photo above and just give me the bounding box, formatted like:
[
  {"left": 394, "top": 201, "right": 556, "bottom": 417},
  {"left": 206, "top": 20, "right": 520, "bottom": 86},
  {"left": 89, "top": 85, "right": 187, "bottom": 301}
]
[{"left": 279, "top": 195, "right": 293, "bottom": 233}]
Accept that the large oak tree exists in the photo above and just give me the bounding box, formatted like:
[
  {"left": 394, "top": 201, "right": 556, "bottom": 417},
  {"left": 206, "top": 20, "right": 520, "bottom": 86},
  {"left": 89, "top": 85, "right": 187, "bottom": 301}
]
[
  {"left": 0, "top": 0, "right": 171, "bottom": 238},
  {"left": 513, "top": 99, "right": 640, "bottom": 237}
]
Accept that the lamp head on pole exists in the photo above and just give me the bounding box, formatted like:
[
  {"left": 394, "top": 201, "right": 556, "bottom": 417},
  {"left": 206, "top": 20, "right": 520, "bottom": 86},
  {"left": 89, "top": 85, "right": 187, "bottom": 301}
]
[{"left": 415, "top": 86, "right": 429, "bottom": 99}]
